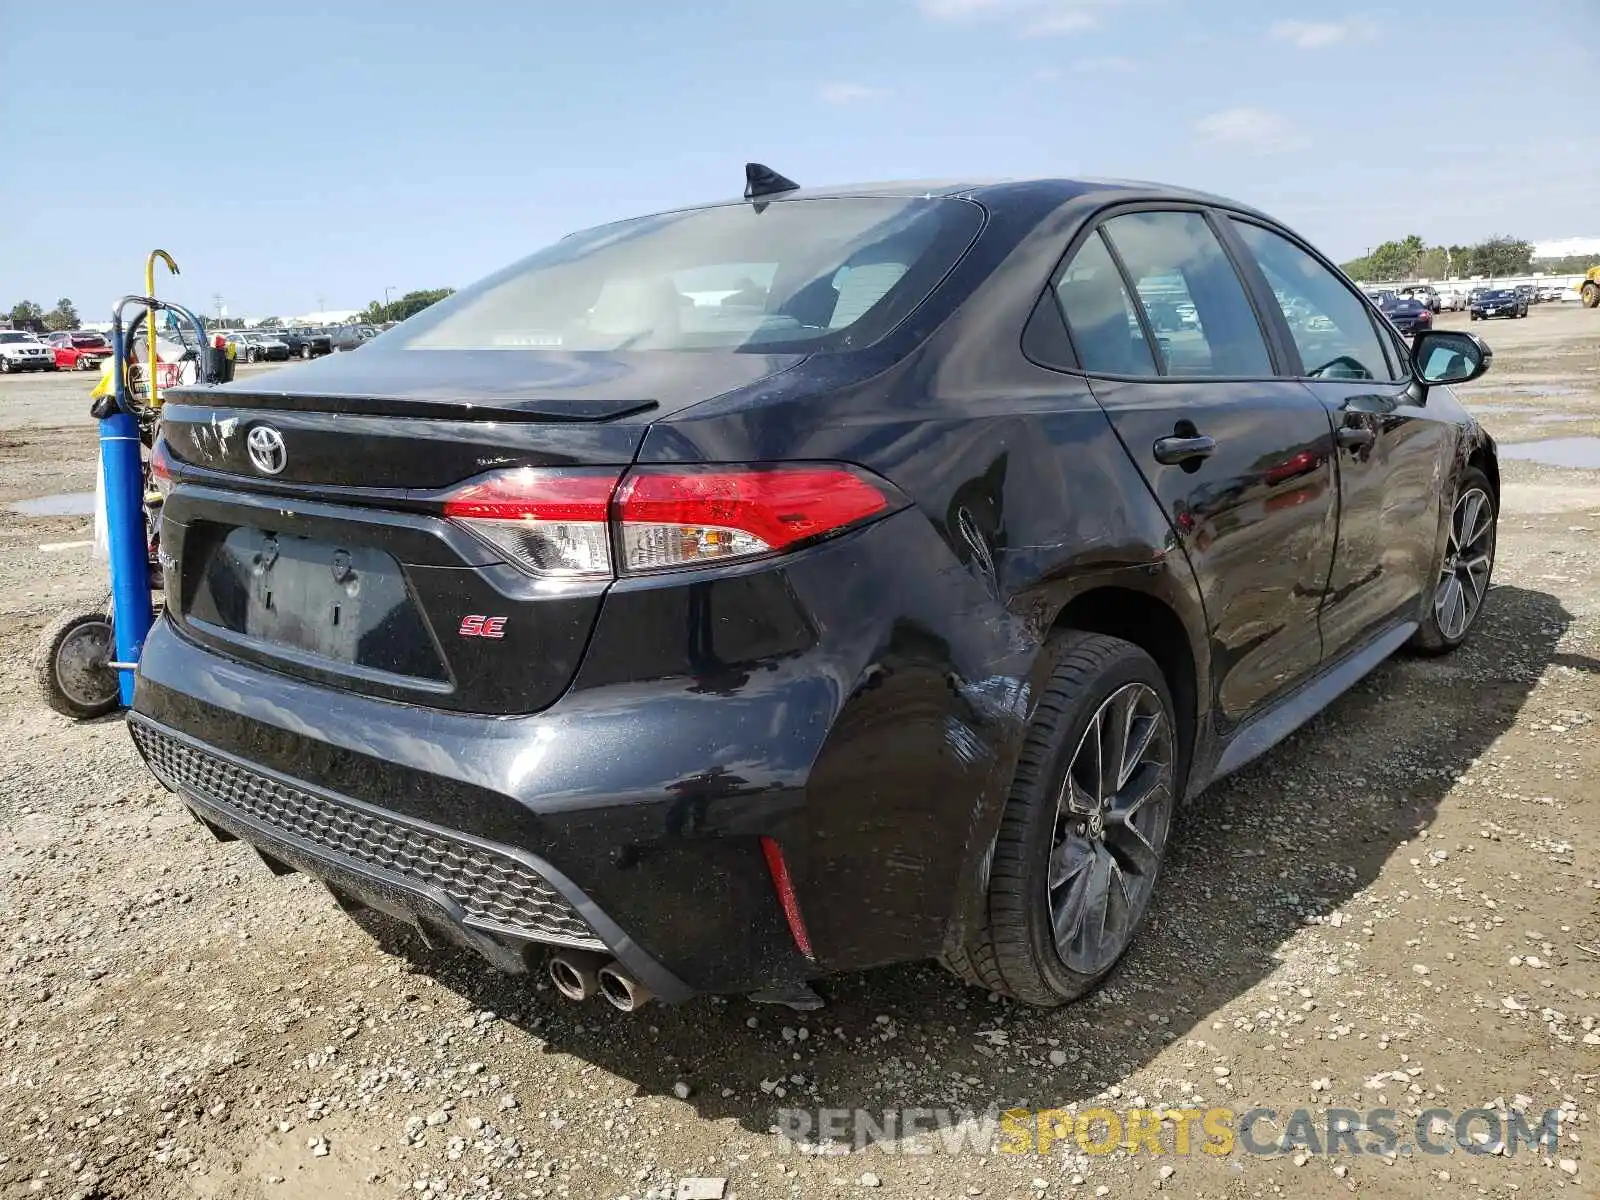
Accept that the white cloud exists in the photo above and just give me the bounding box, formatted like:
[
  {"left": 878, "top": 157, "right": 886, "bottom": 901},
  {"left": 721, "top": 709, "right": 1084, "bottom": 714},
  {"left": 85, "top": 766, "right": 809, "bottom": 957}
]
[
  {"left": 1195, "top": 107, "right": 1309, "bottom": 155},
  {"left": 1028, "top": 9, "right": 1098, "bottom": 34},
  {"left": 818, "top": 82, "right": 891, "bottom": 105},
  {"left": 1072, "top": 54, "right": 1136, "bottom": 72},
  {"left": 916, "top": 0, "right": 1117, "bottom": 36},
  {"left": 1270, "top": 17, "right": 1378, "bottom": 49}
]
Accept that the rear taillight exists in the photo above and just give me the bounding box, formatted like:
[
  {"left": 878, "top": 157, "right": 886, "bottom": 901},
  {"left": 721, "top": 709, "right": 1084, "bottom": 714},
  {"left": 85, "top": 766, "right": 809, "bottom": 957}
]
[
  {"left": 614, "top": 465, "right": 890, "bottom": 573},
  {"left": 442, "top": 464, "right": 894, "bottom": 579},
  {"left": 149, "top": 438, "right": 174, "bottom": 500},
  {"left": 443, "top": 468, "right": 621, "bottom": 580}
]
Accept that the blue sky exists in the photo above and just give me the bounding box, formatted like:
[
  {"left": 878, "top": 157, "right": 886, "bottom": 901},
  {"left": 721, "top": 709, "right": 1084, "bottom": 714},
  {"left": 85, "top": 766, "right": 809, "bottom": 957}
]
[{"left": 2, "top": 0, "right": 1595, "bottom": 319}]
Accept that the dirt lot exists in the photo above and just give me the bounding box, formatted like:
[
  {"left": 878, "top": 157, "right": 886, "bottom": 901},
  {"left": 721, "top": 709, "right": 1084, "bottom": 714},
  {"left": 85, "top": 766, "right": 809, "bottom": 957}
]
[{"left": 0, "top": 309, "right": 1596, "bottom": 1200}]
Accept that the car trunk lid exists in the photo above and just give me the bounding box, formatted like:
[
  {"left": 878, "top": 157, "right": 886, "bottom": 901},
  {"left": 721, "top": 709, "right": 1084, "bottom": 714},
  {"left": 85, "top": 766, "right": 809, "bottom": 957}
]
[{"left": 157, "top": 348, "right": 805, "bottom": 713}]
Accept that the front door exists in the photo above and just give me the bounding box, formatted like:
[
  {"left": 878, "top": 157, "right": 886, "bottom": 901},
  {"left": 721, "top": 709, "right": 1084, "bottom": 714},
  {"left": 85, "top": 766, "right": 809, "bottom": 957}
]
[
  {"left": 1225, "top": 220, "right": 1448, "bottom": 660},
  {"left": 1051, "top": 209, "right": 1339, "bottom": 726}
]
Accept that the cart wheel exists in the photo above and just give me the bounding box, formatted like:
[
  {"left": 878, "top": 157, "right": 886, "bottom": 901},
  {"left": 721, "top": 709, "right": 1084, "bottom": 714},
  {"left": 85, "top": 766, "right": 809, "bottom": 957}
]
[{"left": 34, "top": 603, "right": 120, "bottom": 719}]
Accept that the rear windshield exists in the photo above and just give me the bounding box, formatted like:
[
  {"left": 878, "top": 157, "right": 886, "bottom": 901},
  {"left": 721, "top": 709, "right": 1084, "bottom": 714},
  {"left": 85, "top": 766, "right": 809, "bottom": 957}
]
[{"left": 392, "top": 197, "right": 983, "bottom": 354}]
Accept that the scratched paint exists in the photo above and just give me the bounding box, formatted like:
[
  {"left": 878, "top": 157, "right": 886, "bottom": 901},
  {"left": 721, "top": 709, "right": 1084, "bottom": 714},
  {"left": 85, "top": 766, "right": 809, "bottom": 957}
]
[
  {"left": 942, "top": 715, "right": 992, "bottom": 768},
  {"left": 956, "top": 674, "right": 1031, "bottom": 726}
]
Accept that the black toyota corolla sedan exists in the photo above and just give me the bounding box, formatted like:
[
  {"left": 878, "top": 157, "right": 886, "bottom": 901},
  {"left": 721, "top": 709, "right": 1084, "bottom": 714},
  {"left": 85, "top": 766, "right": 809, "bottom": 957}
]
[{"left": 133, "top": 167, "right": 1499, "bottom": 1010}]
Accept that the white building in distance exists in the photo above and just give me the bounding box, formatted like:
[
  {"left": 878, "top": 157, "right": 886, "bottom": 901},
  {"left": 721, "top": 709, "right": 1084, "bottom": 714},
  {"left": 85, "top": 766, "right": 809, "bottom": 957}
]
[{"left": 1533, "top": 237, "right": 1600, "bottom": 260}]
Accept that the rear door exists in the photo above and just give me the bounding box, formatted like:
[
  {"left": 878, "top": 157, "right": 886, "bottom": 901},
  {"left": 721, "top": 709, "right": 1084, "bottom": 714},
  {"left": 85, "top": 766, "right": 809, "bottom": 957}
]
[
  {"left": 1224, "top": 218, "right": 1449, "bottom": 662},
  {"left": 1052, "top": 208, "right": 1338, "bottom": 726}
]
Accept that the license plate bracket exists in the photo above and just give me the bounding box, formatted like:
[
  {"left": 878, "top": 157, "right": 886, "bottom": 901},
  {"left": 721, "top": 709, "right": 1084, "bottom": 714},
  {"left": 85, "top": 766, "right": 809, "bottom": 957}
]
[{"left": 186, "top": 527, "right": 445, "bottom": 679}]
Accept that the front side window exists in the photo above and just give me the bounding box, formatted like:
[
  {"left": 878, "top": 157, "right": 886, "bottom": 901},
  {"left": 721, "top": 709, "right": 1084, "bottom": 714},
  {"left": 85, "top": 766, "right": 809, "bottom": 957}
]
[
  {"left": 1100, "top": 211, "right": 1273, "bottom": 378},
  {"left": 1232, "top": 221, "right": 1395, "bottom": 382},
  {"left": 391, "top": 197, "right": 983, "bottom": 354},
  {"left": 1053, "top": 230, "right": 1158, "bottom": 377}
]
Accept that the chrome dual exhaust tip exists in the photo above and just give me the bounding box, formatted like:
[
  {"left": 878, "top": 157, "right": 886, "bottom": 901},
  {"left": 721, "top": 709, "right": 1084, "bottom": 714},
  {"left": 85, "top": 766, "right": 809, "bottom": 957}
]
[
  {"left": 547, "top": 952, "right": 654, "bottom": 1011},
  {"left": 547, "top": 950, "right": 607, "bottom": 1002},
  {"left": 597, "top": 961, "right": 653, "bottom": 1011}
]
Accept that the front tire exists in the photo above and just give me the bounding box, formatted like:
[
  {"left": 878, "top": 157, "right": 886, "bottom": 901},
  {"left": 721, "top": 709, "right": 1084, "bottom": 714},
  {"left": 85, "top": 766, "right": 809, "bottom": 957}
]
[
  {"left": 1410, "top": 467, "right": 1495, "bottom": 655},
  {"left": 1582, "top": 282, "right": 1599, "bottom": 309},
  {"left": 946, "top": 632, "right": 1177, "bottom": 1007}
]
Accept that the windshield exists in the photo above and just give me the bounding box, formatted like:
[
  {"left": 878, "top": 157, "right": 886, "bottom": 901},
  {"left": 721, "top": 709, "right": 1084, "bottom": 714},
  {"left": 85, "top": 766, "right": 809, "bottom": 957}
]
[
  {"left": 0, "top": 332, "right": 32, "bottom": 344},
  {"left": 393, "top": 196, "right": 983, "bottom": 354}
]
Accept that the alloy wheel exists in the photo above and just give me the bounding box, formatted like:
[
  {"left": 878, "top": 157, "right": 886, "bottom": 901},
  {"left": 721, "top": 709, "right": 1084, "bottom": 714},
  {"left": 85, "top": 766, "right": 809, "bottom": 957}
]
[
  {"left": 1434, "top": 487, "right": 1493, "bottom": 641},
  {"left": 1048, "top": 682, "right": 1174, "bottom": 976}
]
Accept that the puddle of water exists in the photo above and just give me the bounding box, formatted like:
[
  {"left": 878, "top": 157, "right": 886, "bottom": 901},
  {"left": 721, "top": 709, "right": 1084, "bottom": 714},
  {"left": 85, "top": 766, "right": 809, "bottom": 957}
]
[
  {"left": 1499, "top": 437, "right": 1600, "bottom": 469},
  {"left": 6, "top": 491, "right": 95, "bottom": 517},
  {"left": 1503, "top": 384, "right": 1583, "bottom": 398}
]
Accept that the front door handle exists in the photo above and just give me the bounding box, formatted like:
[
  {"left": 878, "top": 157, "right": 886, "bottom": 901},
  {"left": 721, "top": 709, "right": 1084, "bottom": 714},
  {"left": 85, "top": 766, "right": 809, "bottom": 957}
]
[
  {"left": 1336, "top": 426, "right": 1375, "bottom": 450},
  {"left": 1152, "top": 434, "right": 1217, "bottom": 466}
]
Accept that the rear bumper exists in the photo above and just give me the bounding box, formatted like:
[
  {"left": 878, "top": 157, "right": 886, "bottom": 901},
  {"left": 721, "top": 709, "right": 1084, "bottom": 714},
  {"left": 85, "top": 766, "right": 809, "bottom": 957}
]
[
  {"left": 129, "top": 507, "right": 1036, "bottom": 996},
  {"left": 129, "top": 710, "right": 693, "bottom": 999}
]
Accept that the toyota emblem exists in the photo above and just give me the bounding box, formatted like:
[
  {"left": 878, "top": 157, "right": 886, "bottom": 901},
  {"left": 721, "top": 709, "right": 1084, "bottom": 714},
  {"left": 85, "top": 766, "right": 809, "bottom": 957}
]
[{"left": 247, "top": 425, "right": 287, "bottom": 475}]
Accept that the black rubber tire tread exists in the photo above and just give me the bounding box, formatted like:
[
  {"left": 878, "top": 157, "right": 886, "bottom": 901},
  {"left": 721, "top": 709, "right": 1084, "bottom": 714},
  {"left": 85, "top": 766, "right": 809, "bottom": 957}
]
[
  {"left": 33, "top": 606, "right": 118, "bottom": 720},
  {"left": 1408, "top": 466, "right": 1495, "bottom": 656},
  {"left": 946, "top": 631, "right": 1171, "bottom": 1006}
]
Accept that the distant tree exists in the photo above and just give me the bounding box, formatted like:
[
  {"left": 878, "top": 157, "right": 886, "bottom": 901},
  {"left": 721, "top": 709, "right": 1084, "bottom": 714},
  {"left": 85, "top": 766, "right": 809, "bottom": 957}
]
[
  {"left": 359, "top": 287, "right": 455, "bottom": 325},
  {"left": 43, "top": 298, "right": 80, "bottom": 331},
  {"left": 1467, "top": 236, "right": 1533, "bottom": 278},
  {"left": 1529, "top": 253, "right": 1597, "bottom": 275},
  {"left": 8, "top": 300, "right": 45, "bottom": 329},
  {"left": 1415, "top": 247, "right": 1449, "bottom": 279}
]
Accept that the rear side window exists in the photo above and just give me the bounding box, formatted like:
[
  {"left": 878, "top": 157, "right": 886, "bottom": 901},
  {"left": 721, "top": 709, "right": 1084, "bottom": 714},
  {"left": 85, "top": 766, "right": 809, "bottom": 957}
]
[
  {"left": 391, "top": 197, "right": 983, "bottom": 354},
  {"left": 1053, "top": 231, "right": 1158, "bottom": 377},
  {"left": 1100, "top": 211, "right": 1273, "bottom": 378},
  {"left": 1230, "top": 221, "right": 1396, "bottom": 382}
]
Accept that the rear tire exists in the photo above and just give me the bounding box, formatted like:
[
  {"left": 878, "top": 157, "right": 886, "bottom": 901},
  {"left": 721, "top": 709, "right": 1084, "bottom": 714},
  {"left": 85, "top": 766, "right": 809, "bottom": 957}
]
[
  {"left": 1409, "top": 467, "right": 1495, "bottom": 655},
  {"left": 1582, "top": 282, "right": 1599, "bottom": 309},
  {"left": 945, "top": 632, "right": 1178, "bottom": 1006}
]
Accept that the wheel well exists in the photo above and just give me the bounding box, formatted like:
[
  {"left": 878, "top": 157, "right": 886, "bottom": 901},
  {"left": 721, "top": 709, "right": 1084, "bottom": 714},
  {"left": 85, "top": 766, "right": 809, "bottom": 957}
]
[
  {"left": 1469, "top": 444, "right": 1499, "bottom": 504},
  {"left": 1052, "top": 587, "right": 1199, "bottom": 787}
]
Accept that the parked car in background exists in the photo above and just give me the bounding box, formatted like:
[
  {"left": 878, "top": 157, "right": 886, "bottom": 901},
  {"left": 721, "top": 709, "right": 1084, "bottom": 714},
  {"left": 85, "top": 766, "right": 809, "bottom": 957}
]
[
  {"left": 1433, "top": 287, "right": 1466, "bottom": 312},
  {"left": 0, "top": 330, "right": 53, "bottom": 373},
  {"left": 1470, "top": 288, "right": 1527, "bottom": 320},
  {"left": 134, "top": 172, "right": 1501, "bottom": 1010},
  {"left": 1513, "top": 284, "right": 1539, "bottom": 309},
  {"left": 332, "top": 324, "right": 378, "bottom": 351},
  {"left": 242, "top": 330, "right": 291, "bottom": 362},
  {"left": 278, "top": 327, "right": 334, "bottom": 359},
  {"left": 1537, "top": 285, "right": 1565, "bottom": 303},
  {"left": 1365, "top": 289, "right": 1434, "bottom": 336},
  {"left": 46, "top": 330, "right": 114, "bottom": 372},
  {"left": 1399, "top": 284, "right": 1441, "bottom": 313}
]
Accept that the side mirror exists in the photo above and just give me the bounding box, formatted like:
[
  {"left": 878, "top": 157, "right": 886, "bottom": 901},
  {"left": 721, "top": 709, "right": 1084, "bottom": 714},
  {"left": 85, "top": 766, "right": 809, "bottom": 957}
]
[{"left": 1412, "top": 329, "right": 1491, "bottom": 387}]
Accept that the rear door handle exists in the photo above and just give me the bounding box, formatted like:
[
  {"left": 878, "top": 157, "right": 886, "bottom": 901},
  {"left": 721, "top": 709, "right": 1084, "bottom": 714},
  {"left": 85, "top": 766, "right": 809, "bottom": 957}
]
[
  {"left": 1336, "top": 426, "right": 1375, "bottom": 450},
  {"left": 1152, "top": 434, "right": 1216, "bottom": 466}
]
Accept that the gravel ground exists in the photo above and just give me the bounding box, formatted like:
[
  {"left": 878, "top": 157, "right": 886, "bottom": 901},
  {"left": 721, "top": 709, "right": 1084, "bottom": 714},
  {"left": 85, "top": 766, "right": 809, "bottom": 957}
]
[{"left": 0, "top": 310, "right": 1596, "bottom": 1200}]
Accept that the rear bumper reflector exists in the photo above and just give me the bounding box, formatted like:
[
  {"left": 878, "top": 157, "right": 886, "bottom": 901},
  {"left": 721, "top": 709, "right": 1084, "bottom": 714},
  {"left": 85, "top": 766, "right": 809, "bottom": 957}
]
[{"left": 759, "top": 835, "right": 815, "bottom": 960}]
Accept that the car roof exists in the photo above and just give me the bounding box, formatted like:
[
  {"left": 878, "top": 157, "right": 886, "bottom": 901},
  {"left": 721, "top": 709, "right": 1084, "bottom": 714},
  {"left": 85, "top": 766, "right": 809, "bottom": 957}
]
[{"left": 607, "top": 175, "right": 1277, "bottom": 228}]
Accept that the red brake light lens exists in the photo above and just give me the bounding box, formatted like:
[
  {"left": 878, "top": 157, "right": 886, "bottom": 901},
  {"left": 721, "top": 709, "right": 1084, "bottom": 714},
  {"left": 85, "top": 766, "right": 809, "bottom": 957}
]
[
  {"left": 442, "top": 468, "right": 621, "bottom": 579},
  {"left": 149, "top": 438, "right": 174, "bottom": 499},
  {"left": 441, "top": 463, "right": 894, "bottom": 579},
  {"left": 614, "top": 465, "right": 891, "bottom": 573}
]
